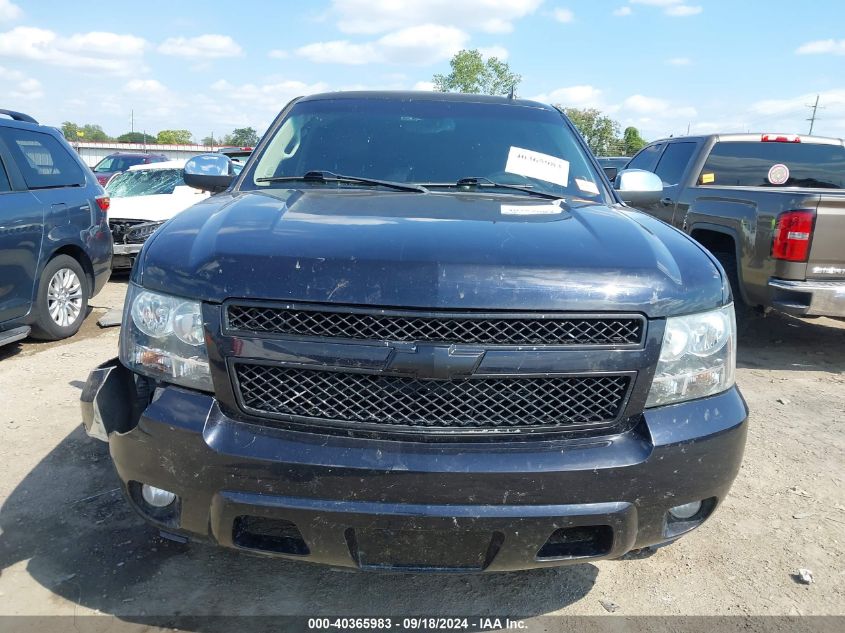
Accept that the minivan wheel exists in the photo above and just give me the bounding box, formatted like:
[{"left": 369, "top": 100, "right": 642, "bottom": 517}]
[{"left": 30, "top": 255, "right": 90, "bottom": 340}]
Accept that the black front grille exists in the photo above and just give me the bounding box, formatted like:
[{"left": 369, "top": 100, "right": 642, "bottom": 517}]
[
  {"left": 227, "top": 305, "right": 643, "bottom": 346},
  {"left": 235, "top": 364, "right": 631, "bottom": 431}
]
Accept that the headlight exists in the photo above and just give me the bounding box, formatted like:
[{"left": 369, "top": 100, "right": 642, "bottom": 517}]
[
  {"left": 119, "top": 284, "right": 213, "bottom": 391},
  {"left": 646, "top": 305, "right": 736, "bottom": 407}
]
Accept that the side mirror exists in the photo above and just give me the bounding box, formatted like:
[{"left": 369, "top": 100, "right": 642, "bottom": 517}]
[
  {"left": 183, "top": 154, "right": 236, "bottom": 193},
  {"left": 614, "top": 169, "right": 663, "bottom": 206}
]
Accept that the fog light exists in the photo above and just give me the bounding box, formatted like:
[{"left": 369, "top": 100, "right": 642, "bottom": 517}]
[
  {"left": 669, "top": 500, "right": 702, "bottom": 520},
  {"left": 141, "top": 484, "right": 177, "bottom": 508}
]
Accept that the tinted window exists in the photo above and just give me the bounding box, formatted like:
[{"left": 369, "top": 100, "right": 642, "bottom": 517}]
[
  {"left": 106, "top": 168, "right": 185, "bottom": 197},
  {"left": 249, "top": 98, "right": 608, "bottom": 200},
  {"left": 654, "top": 142, "right": 697, "bottom": 186},
  {"left": 699, "top": 141, "right": 845, "bottom": 189},
  {"left": 0, "top": 128, "right": 85, "bottom": 189},
  {"left": 0, "top": 159, "right": 10, "bottom": 192},
  {"left": 93, "top": 155, "right": 151, "bottom": 173},
  {"left": 626, "top": 143, "right": 664, "bottom": 173}
]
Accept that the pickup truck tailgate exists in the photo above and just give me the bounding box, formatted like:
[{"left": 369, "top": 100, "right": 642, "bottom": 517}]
[{"left": 808, "top": 195, "right": 845, "bottom": 280}]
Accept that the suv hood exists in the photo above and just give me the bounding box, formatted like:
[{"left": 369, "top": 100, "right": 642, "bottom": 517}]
[{"left": 136, "top": 189, "right": 726, "bottom": 318}]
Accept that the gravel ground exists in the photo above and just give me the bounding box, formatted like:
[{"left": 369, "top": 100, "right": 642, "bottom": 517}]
[{"left": 0, "top": 278, "right": 842, "bottom": 627}]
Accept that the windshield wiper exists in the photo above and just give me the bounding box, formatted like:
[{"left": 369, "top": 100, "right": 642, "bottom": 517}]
[
  {"left": 420, "top": 177, "right": 565, "bottom": 201},
  {"left": 256, "top": 170, "right": 427, "bottom": 193}
]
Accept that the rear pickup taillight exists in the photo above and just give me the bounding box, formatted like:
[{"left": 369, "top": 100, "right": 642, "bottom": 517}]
[{"left": 772, "top": 210, "right": 814, "bottom": 262}]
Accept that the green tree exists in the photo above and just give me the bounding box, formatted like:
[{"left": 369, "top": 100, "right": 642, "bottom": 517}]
[
  {"left": 117, "top": 131, "right": 153, "bottom": 144},
  {"left": 61, "top": 121, "right": 80, "bottom": 140},
  {"left": 81, "top": 124, "right": 110, "bottom": 142},
  {"left": 622, "top": 126, "right": 647, "bottom": 156},
  {"left": 61, "top": 122, "right": 111, "bottom": 142},
  {"left": 561, "top": 107, "right": 621, "bottom": 156},
  {"left": 156, "top": 129, "right": 193, "bottom": 145},
  {"left": 432, "top": 49, "right": 521, "bottom": 96},
  {"left": 222, "top": 127, "right": 259, "bottom": 147},
  {"left": 201, "top": 135, "right": 216, "bottom": 147}
]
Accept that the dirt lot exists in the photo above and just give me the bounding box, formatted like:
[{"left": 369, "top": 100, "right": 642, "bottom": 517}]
[{"left": 0, "top": 278, "right": 843, "bottom": 626}]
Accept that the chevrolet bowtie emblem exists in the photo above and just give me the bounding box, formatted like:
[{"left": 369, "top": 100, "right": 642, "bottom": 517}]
[{"left": 386, "top": 345, "right": 484, "bottom": 380}]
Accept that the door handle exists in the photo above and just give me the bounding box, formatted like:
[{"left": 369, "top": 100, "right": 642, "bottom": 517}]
[{"left": 660, "top": 197, "right": 674, "bottom": 207}]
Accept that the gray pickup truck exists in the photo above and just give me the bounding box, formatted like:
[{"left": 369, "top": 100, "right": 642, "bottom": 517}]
[{"left": 626, "top": 133, "right": 845, "bottom": 318}]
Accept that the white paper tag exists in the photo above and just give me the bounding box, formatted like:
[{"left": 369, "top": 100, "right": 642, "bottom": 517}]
[
  {"left": 505, "top": 147, "right": 570, "bottom": 187},
  {"left": 575, "top": 178, "right": 599, "bottom": 195},
  {"left": 500, "top": 203, "right": 564, "bottom": 216}
]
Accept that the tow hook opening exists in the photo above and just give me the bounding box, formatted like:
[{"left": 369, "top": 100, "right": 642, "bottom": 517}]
[
  {"left": 536, "top": 525, "right": 614, "bottom": 560},
  {"left": 232, "top": 516, "right": 310, "bottom": 556}
]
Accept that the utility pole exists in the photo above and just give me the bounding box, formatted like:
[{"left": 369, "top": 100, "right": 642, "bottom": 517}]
[
  {"left": 131, "top": 109, "right": 134, "bottom": 135},
  {"left": 807, "top": 95, "right": 821, "bottom": 135}
]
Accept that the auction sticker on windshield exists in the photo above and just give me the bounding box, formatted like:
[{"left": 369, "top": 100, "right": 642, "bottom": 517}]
[{"left": 505, "top": 146, "right": 570, "bottom": 187}]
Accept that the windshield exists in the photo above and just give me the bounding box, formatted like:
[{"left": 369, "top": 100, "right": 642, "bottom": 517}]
[
  {"left": 93, "top": 156, "right": 148, "bottom": 173},
  {"left": 106, "top": 168, "right": 185, "bottom": 197},
  {"left": 246, "top": 98, "right": 607, "bottom": 200}
]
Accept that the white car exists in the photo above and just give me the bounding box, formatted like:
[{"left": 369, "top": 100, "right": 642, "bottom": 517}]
[{"left": 105, "top": 160, "right": 210, "bottom": 269}]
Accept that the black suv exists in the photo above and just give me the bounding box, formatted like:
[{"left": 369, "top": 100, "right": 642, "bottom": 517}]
[
  {"left": 81, "top": 92, "right": 747, "bottom": 572},
  {"left": 0, "top": 109, "right": 112, "bottom": 345}
]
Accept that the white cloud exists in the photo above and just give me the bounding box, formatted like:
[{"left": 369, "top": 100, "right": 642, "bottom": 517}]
[
  {"left": 613, "top": 6, "right": 633, "bottom": 16},
  {"left": 621, "top": 94, "right": 697, "bottom": 118},
  {"left": 667, "top": 56, "right": 691, "bottom": 66},
  {"left": 413, "top": 80, "right": 436, "bottom": 91},
  {"left": 158, "top": 34, "right": 242, "bottom": 59},
  {"left": 268, "top": 49, "right": 289, "bottom": 59},
  {"left": 750, "top": 88, "right": 845, "bottom": 117},
  {"left": 553, "top": 8, "right": 574, "bottom": 23},
  {"left": 0, "top": 64, "right": 41, "bottom": 99},
  {"left": 665, "top": 4, "right": 702, "bottom": 16},
  {"left": 796, "top": 39, "right": 845, "bottom": 55},
  {"left": 295, "top": 40, "right": 380, "bottom": 65},
  {"left": 478, "top": 45, "right": 509, "bottom": 61},
  {"left": 124, "top": 79, "right": 167, "bottom": 94},
  {"left": 297, "top": 24, "right": 467, "bottom": 66},
  {"left": 531, "top": 85, "right": 605, "bottom": 107},
  {"left": 209, "top": 78, "right": 330, "bottom": 112},
  {"left": 0, "top": 26, "right": 146, "bottom": 74},
  {"left": 630, "top": 0, "right": 702, "bottom": 16},
  {"left": 330, "top": 0, "right": 542, "bottom": 35},
  {"left": 0, "top": 0, "right": 21, "bottom": 22}
]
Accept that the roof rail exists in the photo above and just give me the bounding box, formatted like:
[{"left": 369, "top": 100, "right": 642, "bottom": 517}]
[{"left": 0, "top": 109, "right": 38, "bottom": 124}]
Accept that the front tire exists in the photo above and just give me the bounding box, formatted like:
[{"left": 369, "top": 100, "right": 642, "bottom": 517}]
[
  {"left": 29, "top": 255, "right": 89, "bottom": 340},
  {"left": 712, "top": 251, "right": 756, "bottom": 324}
]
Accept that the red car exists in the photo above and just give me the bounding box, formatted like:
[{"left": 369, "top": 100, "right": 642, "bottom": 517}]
[{"left": 91, "top": 152, "right": 167, "bottom": 186}]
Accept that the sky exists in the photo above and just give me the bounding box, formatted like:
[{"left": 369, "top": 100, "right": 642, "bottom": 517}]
[{"left": 1, "top": 0, "right": 845, "bottom": 143}]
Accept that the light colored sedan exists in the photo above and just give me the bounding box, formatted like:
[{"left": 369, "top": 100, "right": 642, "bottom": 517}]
[{"left": 106, "top": 160, "right": 210, "bottom": 269}]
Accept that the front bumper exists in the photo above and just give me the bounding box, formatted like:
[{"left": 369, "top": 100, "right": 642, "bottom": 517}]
[
  {"left": 112, "top": 243, "right": 143, "bottom": 269},
  {"left": 81, "top": 360, "right": 748, "bottom": 572},
  {"left": 769, "top": 278, "right": 845, "bottom": 317}
]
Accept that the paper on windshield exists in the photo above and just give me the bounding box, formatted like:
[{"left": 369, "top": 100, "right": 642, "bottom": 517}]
[
  {"left": 575, "top": 178, "right": 599, "bottom": 195},
  {"left": 500, "top": 202, "right": 564, "bottom": 216},
  {"left": 505, "top": 147, "right": 570, "bottom": 187}
]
